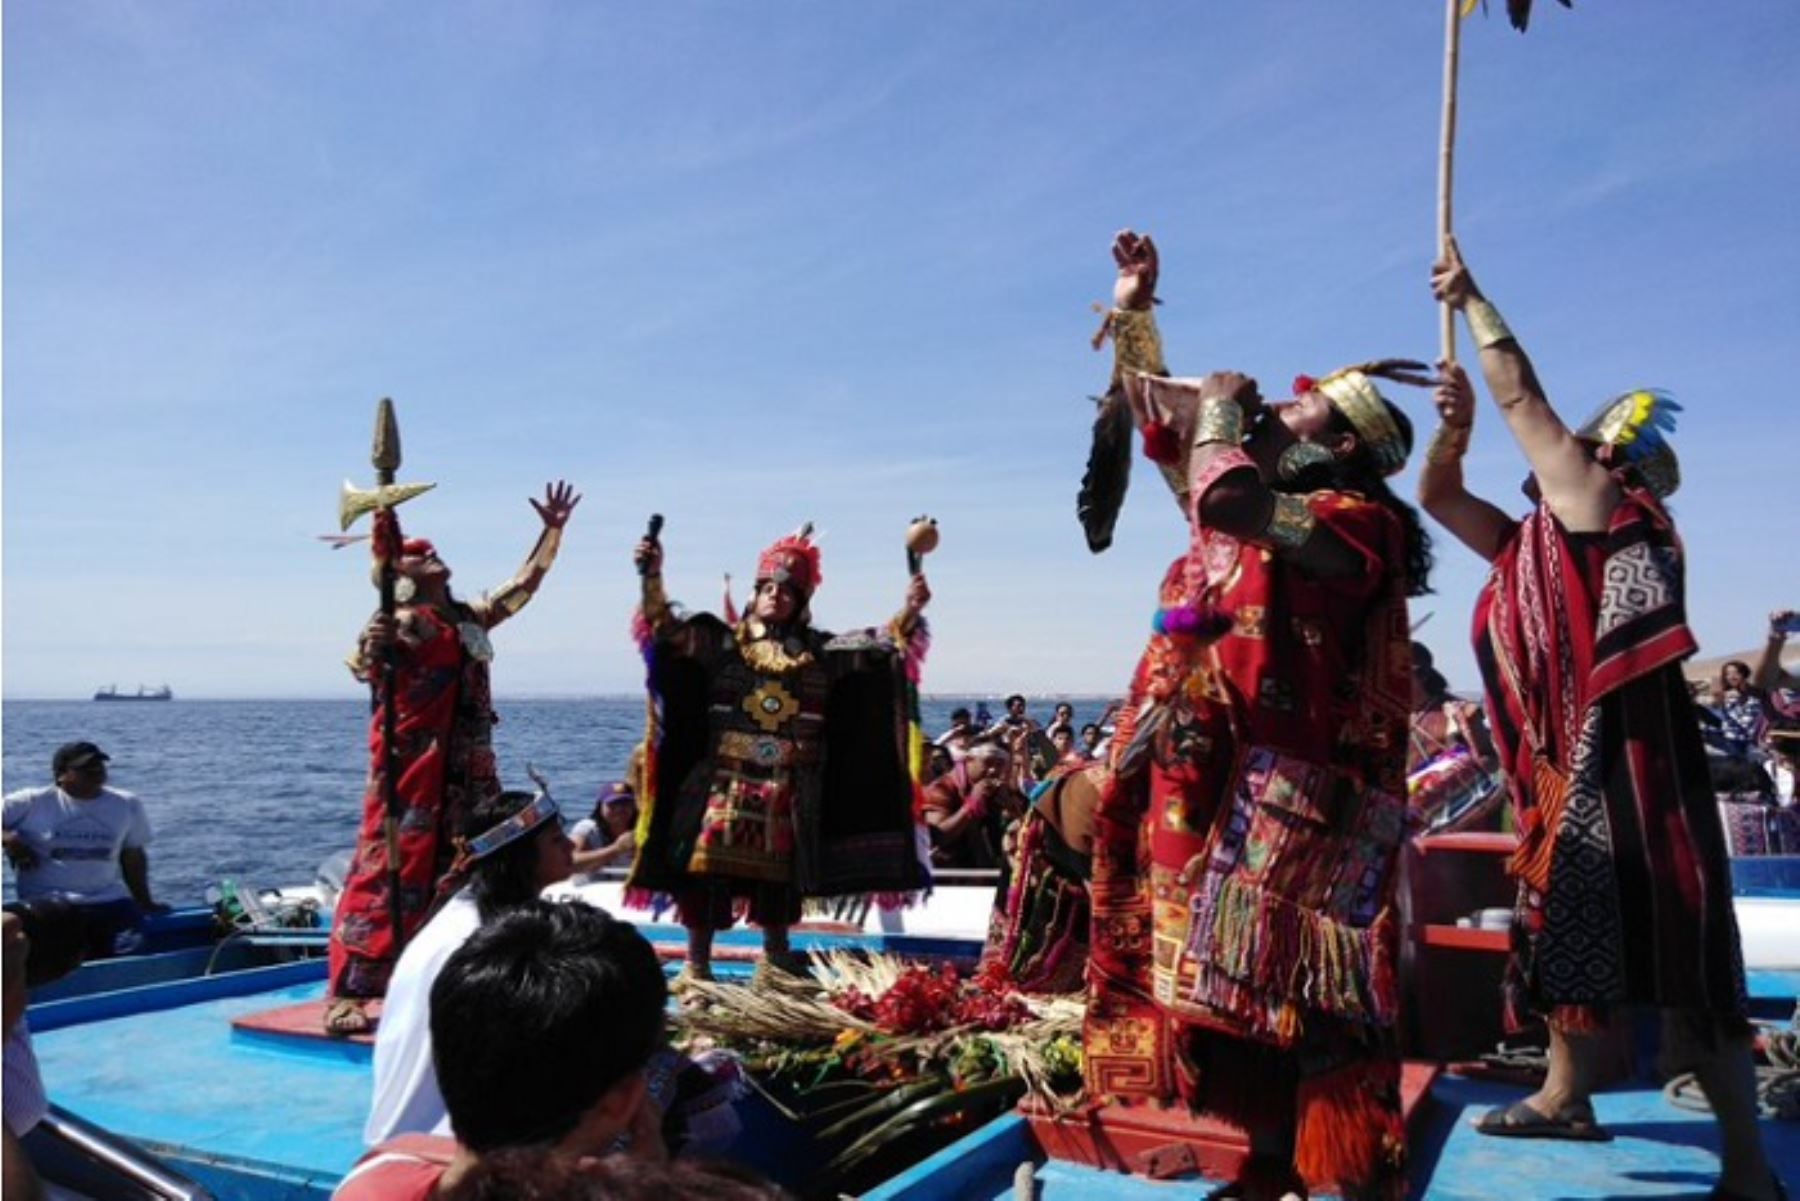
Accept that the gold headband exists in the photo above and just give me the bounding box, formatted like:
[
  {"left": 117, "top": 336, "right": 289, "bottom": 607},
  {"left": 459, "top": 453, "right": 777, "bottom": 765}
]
[{"left": 1317, "top": 370, "right": 1407, "bottom": 477}]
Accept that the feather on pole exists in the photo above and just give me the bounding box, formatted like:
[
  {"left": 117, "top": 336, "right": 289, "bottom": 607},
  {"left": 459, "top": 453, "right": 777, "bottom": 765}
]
[{"left": 1077, "top": 384, "right": 1134, "bottom": 553}]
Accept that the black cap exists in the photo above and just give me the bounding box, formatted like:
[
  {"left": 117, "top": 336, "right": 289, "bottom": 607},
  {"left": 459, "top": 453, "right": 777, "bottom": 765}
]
[{"left": 52, "top": 742, "right": 110, "bottom": 774}]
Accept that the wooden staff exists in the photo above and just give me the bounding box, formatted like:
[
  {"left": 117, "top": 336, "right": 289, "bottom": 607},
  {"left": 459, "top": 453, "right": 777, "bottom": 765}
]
[
  {"left": 369, "top": 399, "right": 409, "bottom": 953},
  {"left": 1438, "top": 0, "right": 1464, "bottom": 364}
]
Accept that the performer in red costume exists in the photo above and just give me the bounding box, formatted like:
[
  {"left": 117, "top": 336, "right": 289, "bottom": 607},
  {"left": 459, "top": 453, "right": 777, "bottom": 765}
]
[
  {"left": 324, "top": 481, "right": 578, "bottom": 1036},
  {"left": 1081, "top": 232, "right": 1432, "bottom": 1201},
  {"left": 629, "top": 523, "right": 931, "bottom": 984},
  {"left": 1421, "top": 240, "right": 1779, "bottom": 1201}
]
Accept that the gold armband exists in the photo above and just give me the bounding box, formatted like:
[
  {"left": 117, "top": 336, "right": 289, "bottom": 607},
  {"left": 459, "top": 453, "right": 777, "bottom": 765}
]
[
  {"left": 1109, "top": 308, "right": 1167, "bottom": 386},
  {"left": 1464, "top": 297, "right": 1514, "bottom": 350},
  {"left": 1194, "top": 398, "right": 1245, "bottom": 448},
  {"left": 1261, "top": 493, "right": 1317, "bottom": 553},
  {"left": 1425, "top": 423, "right": 1472, "bottom": 466},
  {"left": 488, "top": 526, "right": 564, "bottom": 619}
]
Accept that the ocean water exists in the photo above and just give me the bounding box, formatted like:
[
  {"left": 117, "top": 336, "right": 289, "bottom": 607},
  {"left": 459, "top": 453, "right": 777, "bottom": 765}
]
[{"left": 2, "top": 695, "right": 1108, "bottom": 904}]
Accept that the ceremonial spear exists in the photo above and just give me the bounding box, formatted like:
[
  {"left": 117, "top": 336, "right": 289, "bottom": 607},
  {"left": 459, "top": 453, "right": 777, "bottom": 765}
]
[
  {"left": 1438, "top": 0, "right": 1571, "bottom": 361},
  {"left": 339, "top": 399, "right": 435, "bottom": 955}
]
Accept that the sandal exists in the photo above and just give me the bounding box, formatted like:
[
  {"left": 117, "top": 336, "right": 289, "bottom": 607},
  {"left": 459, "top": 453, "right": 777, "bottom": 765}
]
[
  {"left": 1474, "top": 1099, "right": 1611, "bottom": 1142},
  {"left": 322, "top": 998, "right": 373, "bottom": 1038}
]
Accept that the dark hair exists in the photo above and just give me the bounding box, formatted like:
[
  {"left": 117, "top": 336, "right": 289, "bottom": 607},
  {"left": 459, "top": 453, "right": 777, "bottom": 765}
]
[
  {"left": 1415, "top": 666, "right": 1452, "bottom": 705},
  {"left": 950, "top": 707, "right": 972, "bottom": 724},
  {"left": 1722, "top": 660, "right": 1753, "bottom": 682},
  {"left": 441, "top": 1149, "right": 790, "bottom": 1201},
  {"left": 431, "top": 900, "right": 667, "bottom": 1153},
  {"left": 1292, "top": 403, "right": 1435, "bottom": 597},
  {"left": 464, "top": 790, "right": 558, "bottom": 923},
  {"left": 1005, "top": 694, "right": 1026, "bottom": 709},
  {"left": 1080, "top": 723, "right": 1100, "bottom": 738},
  {"left": 4, "top": 898, "right": 89, "bottom": 987}
]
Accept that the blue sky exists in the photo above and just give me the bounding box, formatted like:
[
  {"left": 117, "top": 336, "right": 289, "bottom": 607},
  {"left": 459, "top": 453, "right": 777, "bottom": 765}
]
[{"left": 5, "top": 2, "right": 1797, "bottom": 699}]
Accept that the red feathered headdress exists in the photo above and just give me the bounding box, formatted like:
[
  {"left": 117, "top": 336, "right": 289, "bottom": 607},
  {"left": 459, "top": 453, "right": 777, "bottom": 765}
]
[{"left": 756, "top": 528, "right": 822, "bottom": 599}]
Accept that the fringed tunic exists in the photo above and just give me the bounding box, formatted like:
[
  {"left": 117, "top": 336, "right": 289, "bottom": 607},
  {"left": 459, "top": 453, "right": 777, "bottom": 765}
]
[{"left": 1085, "top": 491, "right": 1413, "bottom": 1198}]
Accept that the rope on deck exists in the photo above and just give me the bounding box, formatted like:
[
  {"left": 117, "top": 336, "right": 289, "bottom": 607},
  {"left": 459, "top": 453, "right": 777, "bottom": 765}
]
[{"left": 1663, "top": 1014, "right": 1800, "bottom": 1121}]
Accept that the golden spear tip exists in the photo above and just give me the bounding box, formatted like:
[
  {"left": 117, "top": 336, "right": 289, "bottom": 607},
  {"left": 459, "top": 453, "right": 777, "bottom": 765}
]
[{"left": 372, "top": 397, "right": 401, "bottom": 480}]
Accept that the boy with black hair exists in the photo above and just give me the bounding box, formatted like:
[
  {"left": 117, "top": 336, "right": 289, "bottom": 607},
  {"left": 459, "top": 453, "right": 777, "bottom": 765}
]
[{"left": 336, "top": 900, "right": 667, "bottom": 1200}]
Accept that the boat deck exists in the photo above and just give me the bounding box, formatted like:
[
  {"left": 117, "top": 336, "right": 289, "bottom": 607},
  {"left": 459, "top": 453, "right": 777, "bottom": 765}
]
[
  {"left": 870, "top": 1077, "right": 1800, "bottom": 1199},
  {"left": 26, "top": 918, "right": 1799, "bottom": 1199}
]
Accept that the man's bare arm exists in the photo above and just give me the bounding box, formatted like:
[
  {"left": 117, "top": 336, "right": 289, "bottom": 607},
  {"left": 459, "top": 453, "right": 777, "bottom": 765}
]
[
  {"left": 120, "top": 847, "right": 162, "bottom": 911},
  {"left": 1417, "top": 361, "right": 1515, "bottom": 563},
  {"left": 1432, "top": 239, "right": 1617, "bottom": 533}
]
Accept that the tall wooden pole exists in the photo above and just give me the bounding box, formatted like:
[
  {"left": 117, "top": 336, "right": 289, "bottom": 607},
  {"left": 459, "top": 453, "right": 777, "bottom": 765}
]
[
  {"left": 1438, "top": 0, "right": 1464, "bottom": 364},
  {"left": 371, "top": 398, "right": 408, "bottom": 955}
]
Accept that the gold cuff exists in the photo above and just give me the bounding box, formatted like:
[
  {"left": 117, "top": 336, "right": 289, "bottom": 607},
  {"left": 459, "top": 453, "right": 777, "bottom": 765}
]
[
  {"left": 488, "top": 527, "right": 564, "bottom": 618},
  {"left": 1109, "top": 308, "right": 1166, "bottom": 385},
  {"left": 1194, "top": 398, "right": 1245, "bottom": 448},
  {"left": 1262, "top": 493, "right": 1316, "bottom": 552},
  {"left": 1425, "top": 423, "right": 1472, "bottom": 466},
  {"left": 1465, "top": 298, "right": 1514, "bottom": 350}
]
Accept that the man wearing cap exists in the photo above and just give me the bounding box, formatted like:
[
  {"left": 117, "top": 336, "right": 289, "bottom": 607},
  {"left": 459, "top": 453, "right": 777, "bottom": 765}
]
[
  {"left": 1080, "top": 231, "right": 1433, "bottom": 1200},
  {"left": 1421, "top": 241, "right": 1778, "bottom": 1200},
  {"left": 568, "top": 781, "right": 639, "bottom": 887},
  {"left": 3, "top": 743, "right": 166, "bottom": 959}
]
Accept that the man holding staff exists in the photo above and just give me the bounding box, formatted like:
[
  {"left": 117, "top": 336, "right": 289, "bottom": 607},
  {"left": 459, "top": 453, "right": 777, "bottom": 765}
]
[
  {"left": 325, "top": 481, "right": 579, "bottom": 1036},
  {"left": 1420, "top": 240, "right": 1779, "bottom": 1200}
]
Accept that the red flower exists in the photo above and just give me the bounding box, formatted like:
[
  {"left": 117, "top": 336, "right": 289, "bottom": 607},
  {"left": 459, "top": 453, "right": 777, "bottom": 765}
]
[{"left": 1291, "top": 375, "right": 1317, "bottom": 397}]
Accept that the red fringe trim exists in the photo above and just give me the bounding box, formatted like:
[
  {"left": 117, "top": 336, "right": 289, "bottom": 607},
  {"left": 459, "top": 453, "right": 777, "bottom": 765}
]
[
  {"left": 1294, "top": 1058, "right": 1405, "bottom": 1199},
  {"left": 1549, "top": 1004, "right": 1610, "bottom": 1035}
]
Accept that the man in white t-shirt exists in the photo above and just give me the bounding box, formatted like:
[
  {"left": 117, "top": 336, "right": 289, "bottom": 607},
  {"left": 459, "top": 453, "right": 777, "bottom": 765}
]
[
  {"left": 2, "top": 742, "right": 166, "bottom": 958},
  {"left": 365, "top": 787, "right": 575, "bottom": 1145}
]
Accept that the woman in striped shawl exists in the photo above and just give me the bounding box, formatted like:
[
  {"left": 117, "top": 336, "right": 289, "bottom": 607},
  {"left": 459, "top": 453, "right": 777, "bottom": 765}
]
[{"left": 1420, "top": 239, "right": 1778, "bottom": 1201}]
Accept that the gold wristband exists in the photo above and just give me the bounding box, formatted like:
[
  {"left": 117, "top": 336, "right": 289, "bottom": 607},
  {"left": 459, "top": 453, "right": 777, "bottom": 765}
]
[
  {"left": 1109, "top": 308, "right": 1167, "bottom": 384},
  {"left": 1425, "top": 423, "right": 1472, "bottom": 466},
  {"left": 1194, "top": 398, "right": 1245, "bottom": 448},
  {"left": 1465, "top": 298, "right": 1514, "bottom": 350},
  {"left": 1262, "top": 493, "right": 1316, "bottom": 552}
]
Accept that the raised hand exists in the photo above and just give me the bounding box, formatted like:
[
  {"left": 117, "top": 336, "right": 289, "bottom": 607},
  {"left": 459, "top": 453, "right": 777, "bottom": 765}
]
[
  {"left": 1430, "top": 235, "right": 1480, "bottom": 310},
  {"left": 633, "top": 538, "right": 664, "bottom": 577},
  {"left": 903, "top": 574, "right": 932, "bottom": 618},
  {"left": 1434, "top": 360, "right": 1476, "bottom": 429},
  {"left": 530, "top": 480, "right": 582, "bottom": 530},
  {"left": 1111, "top": 229, "right": 1159, "bottom": 312}
]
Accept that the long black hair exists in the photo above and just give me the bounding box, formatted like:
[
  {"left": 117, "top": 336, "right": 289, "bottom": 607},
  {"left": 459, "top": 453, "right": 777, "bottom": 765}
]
[
  {"left": 1288, "top": 401, "right": 1435, "bottom": 598},
  {"left": 463, "top": 790, "right": 553, "bottom": 923}
]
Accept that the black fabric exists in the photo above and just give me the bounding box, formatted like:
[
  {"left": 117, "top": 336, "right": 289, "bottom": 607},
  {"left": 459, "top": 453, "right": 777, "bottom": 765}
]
[
  {"left": 801, "top": 651, "right": 927, "bottom": 897},
  {"left": 628, "top": 615, "right": 728, "bottom": 895}
]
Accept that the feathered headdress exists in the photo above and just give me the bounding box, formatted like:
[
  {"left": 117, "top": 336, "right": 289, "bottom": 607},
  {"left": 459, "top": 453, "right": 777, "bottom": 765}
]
[
  {"left": 756, "top": 524, "right": 823, "bottom": 599},
  {"left": 1576, "top": 389, "right": 1682, "bottom": 498}
]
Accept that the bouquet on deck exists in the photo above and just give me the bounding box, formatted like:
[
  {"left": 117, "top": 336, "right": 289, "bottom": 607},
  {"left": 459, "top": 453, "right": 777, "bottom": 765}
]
[{"left": 670, "top": 951, "right": 1083, "bottom": 1192}]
